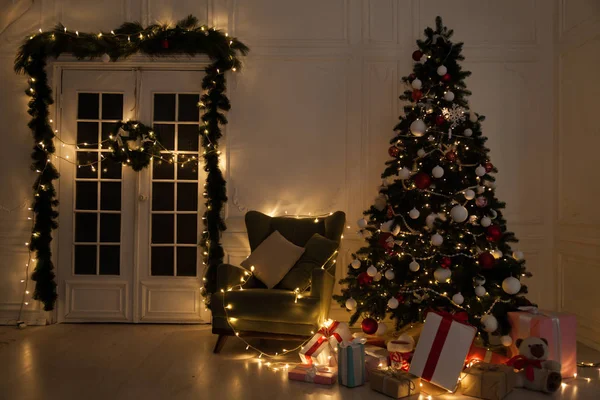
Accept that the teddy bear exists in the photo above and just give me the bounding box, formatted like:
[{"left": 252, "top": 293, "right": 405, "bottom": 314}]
[{"left": 507, "top": 336, "right": 562, "bottom": 393}]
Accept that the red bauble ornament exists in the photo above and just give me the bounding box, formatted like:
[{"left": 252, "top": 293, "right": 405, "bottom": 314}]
[
  {"left": 413, "top": 172, "right": 432, "bottom": 189},
  {"left": 358, "top": 272, "right": 373, "bottom": 286},
  {"left": 478, "top": 252, "right": 495, "bottom": 269},
  {"left": 441, "top": 257, "right": 452, "bottom": 269},
  {"left": 161, "top": 39, "right": 169, "bottom": 49},
  {"left": 445, "top": 151, "right": 457, "bottom": 162},
  {"left": 412, "top": 50, "right": 423, "bottom": 61},
  {"left": 386, "top": 205, "right": 395, "bottom": 219},
  {"left": 388, "top": 146, "right": 400, "bottom": 158},
  {"left": 476, "top": 196, "right": 488, "bottom": 208},
  {"left": 412, "top": 90, "right": 423, "bottom": 101},
  {"left": 485, "top": 162, "right": 494, "bottom": 173},
  {"left": 442, "top": 73, "right": 451, "bottom": 82},
  {"left": 361, "top": 317, "right": 379, "bottom": 335},
  {"left": 435, "top": 115, "right": 446, "bottom": 126},
  {"left": 395, "top": 294, "right": 405, "bottom": 303},
  {"left": 409, "top": 73, "right": 416, "bottom": 80},
  {"left": 486, "top": 225, "right": 503, "bottom": 242},
  {"left": 378, "top": 232, "right": 395, "bottom": 250}
]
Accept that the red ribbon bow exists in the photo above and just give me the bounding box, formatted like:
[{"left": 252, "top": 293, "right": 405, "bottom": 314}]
[
  {"left": 318, "top": 321, "right": 343, "bottom": 343},
  {"left": 428, "top": 310, "right": 470, "bottom": 325},
  {"left": 506, "top": 355, "right": 542, "bottom": 382}
]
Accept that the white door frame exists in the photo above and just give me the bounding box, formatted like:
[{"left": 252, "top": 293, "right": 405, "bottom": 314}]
[{"left": 51, "top": 56, "right": 218, "bottom": 324}]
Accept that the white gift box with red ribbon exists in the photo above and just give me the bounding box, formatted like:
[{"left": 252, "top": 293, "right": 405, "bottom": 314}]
[{"left": 299, "top": 333, "right": 331, "bottom": 365}]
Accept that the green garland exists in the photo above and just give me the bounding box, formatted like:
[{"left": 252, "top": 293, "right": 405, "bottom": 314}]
[
  {"left": 108, "top": 121, "right": 159, "bottom": 171},
  {"left": 14, "top": 15, "right": 248, "bottom": 311}
]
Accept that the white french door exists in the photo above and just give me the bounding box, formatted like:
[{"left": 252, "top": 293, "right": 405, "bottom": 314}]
[{"left": 57, "top": 68, "right": 209, "bottom": 323}]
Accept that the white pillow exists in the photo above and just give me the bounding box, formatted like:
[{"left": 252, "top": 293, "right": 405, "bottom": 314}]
[{"left": 240, "top": 230, "right": 305, "bottom": 288}]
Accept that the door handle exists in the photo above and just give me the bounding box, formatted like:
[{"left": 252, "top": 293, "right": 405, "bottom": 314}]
[{"left": 139, "top": 194, "right": 148, "bottom": 202}]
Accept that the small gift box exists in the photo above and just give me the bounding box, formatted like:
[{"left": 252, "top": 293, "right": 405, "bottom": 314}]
[
  {"left": 370, "top": 369, "right": 421, "bottom": 399},
  {"left": 459, "top": 362, "right": 517, "bottom": 400},
  {"left": 409, "top": 311, "right": 476, "bottom": 391},
  {"left": 338, "top": 339, "right": 366, "bottom": 387},
  {"left": 320, "top": 319, "right": 352, "bottom": 348},
  {"left": 507, "top": 308, "right": 577, "bottom": 377},
  {"left": 365, "top": 345, "right": 389, "bottom": 381},
  {"left": 467, "top": 344, "right": 509, "bottom": 365},
  {"left": 299, "top": 333, "right": 331, "bottom": 365},
  {"left": 288, "top": 364, "right": 336, "bottom": 385},
  {"left": 387, "top": 336, "right": 415, "bottom": 371}
]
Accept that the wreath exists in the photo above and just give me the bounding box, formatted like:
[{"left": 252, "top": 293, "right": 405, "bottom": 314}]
[{"left": 108, "top": 121, "right": 160, "bottom": 171}]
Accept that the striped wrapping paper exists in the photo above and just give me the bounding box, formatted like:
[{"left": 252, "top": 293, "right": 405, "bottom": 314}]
[{"left": 338, "top": 340, "right": 366, "bottom": 388}]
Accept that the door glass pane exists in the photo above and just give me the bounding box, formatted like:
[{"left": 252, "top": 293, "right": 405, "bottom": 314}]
[
  {"left": 77, "top": 153, "right": 98, "bottom": 179},
  {"left": 177, "top": 125, "right": 199, "bottom": 151},
  {"left": 152, "top": 214, "right": 174, "bottom": 244},
  {"left": 100, "top": 182, "right": 121, "bottom": 211},
  {"left": 177, "top": 214, "right": 197, "bottom": 244},
  {"left": 177, "top": 247, "right": 197, "bottom": 276},
  {"left": 177, "top": 159, "right": 198, "bottom": 180},
  {"left": 77, "top": 93, "right": 99, "bottom": 119},
  {"left": 177, "top": 183, "right": 198, "bottom": 211},
  {"left": 151, "top": 247, "right": 174, "bottom": 276},
  {"left": 152, "top": 182, "right": 174, "bottom": 211},
  {"left": 154, "top": 94, "right": 176, "bottom": 121},
  {"left": 100, "top": 157, "right": 122, "bottom": 179},
  {"left": 102, "top": 94, "right": 124, "bottom": 120},
  {"left": 74, "top": 245, "right": 97, "bottom": 275},
  {"left": 101, "top": 122, "right": 119, "bottom": 145},
  {"left": 76, "top": 182, "right": 98, "bottom": 210},
  {"left": 77, "top": 122, "right": 99, "bottom": 148},
  {"left": 100, "top": 214, "right": 120, "bottom": 242},
  {"left": 152, "top": 157, "right": 174, "bottom": 179},
  {"left": 154, "top": 124, "right": 175, "bottom": 150},
  {"left": 75, "top": 213, "right": 97, "bottom": 242},
  {"left": 178, "top": 94, "right": 200, "bottom": 122},
  {"left": 99, "top": 245, "right": 120, "bottom": 275}
]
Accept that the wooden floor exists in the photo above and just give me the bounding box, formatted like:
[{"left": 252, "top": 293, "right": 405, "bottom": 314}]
[{"left": 1, "top": 324, "right": 599, "bottom": 400}]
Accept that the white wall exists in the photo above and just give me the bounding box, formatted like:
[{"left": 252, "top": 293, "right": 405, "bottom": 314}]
[
  {"left": 557, "top": 0, "right": 600, "bottom": 350},
  {"left": 0, "top": 1, "right": 557, "bottom": 330}
]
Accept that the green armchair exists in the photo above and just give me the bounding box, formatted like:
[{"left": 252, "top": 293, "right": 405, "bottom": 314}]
[{"left": 208, "top": 210, "right": 346, "bottom": 353}]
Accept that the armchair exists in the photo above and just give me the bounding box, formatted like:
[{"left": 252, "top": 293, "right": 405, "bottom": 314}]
[{"left": 207, "top": 210, "right": 345, "bottom": 353}]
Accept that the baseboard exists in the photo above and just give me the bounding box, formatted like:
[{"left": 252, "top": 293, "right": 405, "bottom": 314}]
[{"left": 0, "top": 303, "right": 47, "bottom": 326}]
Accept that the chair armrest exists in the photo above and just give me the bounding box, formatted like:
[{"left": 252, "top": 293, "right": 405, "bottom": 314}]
[
  {"left": 216, "top": 263, "right": 251, "bottom": 291},
  {"left": 309, "top": 268, "right": 335, "bottom": 322}
]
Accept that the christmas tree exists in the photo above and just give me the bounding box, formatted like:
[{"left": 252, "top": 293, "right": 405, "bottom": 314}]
[{"left": 335, "top": 17, "right": 533, "bottom": 343}]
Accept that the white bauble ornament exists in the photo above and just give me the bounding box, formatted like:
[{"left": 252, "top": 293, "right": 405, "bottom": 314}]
[
  {"left": 464, "top": 189, "right": 475, "bottom": 200},
  {"left": 425, "top": 213, "right": 438, "bottom": 229},
  {"left": 417, "top": 148, "right": 426, "bottom": 158},
  {"left": 375, "top": 322, "right": 388, "bottom": 336},
  {"left": 357, "top": 218, "right": 368, "bottom": 229},
  {"left": 500, "top": 335, "right": 513, "bottom": 347},
  {"left": 380, "top": 220, "right": 394, "bottom": 233},
  {"left": 474, "top": 275, "right": 486, "bottom": 285},
  {"left": 450, "top": 205, "right": 469, "bottom": 223},
  {"left": 392, "top": 225, "right": 401, "bottom": 236},
  {"left": 367, "top": 265, "right": 378, "bottom": 277},
  {"left": 489, "top": 209, "right": 498, "bottom": 219},
  {"left": 491, "top": 249, "right": 503, "bottom": 259},
  {"left": 475, "top": 165, "right": 486, "bottom": 176},
  {"left": 431, "top": 233, "right": 443, "bottom": 246},
  {"left": 351, "top": 260, "right": 361, "bottom": 269},
  {"left": 480, "top": 216, "right": 492, "bottom": 227},
  {"left": 374, "top": 196, "right": 387, "bottom": 211},
  {"left": 444, "top": 91, "right": 455, "bottom": 101},
  {"left": 411, "top": 78, "right": 422, "bottom": 90},
  {"left": 409, "top": 260, "right": 420, "bottom": 272},
  {"left": 410, "top": 119, "right": 426, "bottom": 137},
  {"left": 409, "top": 208, "right": 420, "bottom": 219},
  {"left": 432, "top": 165, "right": 444, "bottom": 178},
  {"left": 384, "top": 269, "right": 395, "bottom": 280},
  {"left": 452, "top": 292, "right": 464, "bottom": 305},
  {"left": 502, "top": 276, "right": 521, "bottom": 295},
  {"left": 477, "top": 185, "right": 486, "bottom": 194},
  {"left": 101, "top": 53, "right": 110, "bottom": 63},
  {"left": 398, "top": 167, "right": 411, "bottom": 180},
  {"left": 469, "top": 111, "right": 478, "bottom": 122},
  {"left": 345, "top": 297, "right": 357, "bottom": 310},
  {"left": 434, "top": 267, "right": 451, "bottom": 282},
  {"left": 437, "top": 65, "right": 447, "bottom": 76},
  {"left": 481, "top": 314, "right": 498, "bottom": 333},
  {"left": 373, "top": 272, "right": 382, "bottom": 282},
  {"left": 463, "top": 128, "right": 473, "bottom": 137},
  {"left": 474, "top": 285, "right": 486, "bottom": 297},
  {"left": 513, "top": 250, "right": 524, "bottom": 261},
  {"left": 387, "top": 297, "right": 399, "bottom": 309}
]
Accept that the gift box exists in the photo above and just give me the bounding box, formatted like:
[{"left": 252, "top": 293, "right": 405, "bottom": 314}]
[
  {"left": 299, "top": 333, "right": 331, "bottom": 365},
  {"left": 338, "top": 340, "right": 366, "bottom": 387},
  {"left": 370, "top": 369, "right": 421, "bottom": 399},
  {"left": 507, "top": 308, "right": 577, "bottom": 377},
  {"left": 288, "top": 364, "right": 337, "bottom": 385},
  {"left": 365, "top": 345, "right": 389, "bottom": 381},
  {"left": 320, "top": 320, "right": 352, "bottom": 348},
  {"left": 409, "top": 311, "right": 476, "bottom": 391},
  {"left": 458, "top": 362, "right": 517, "bottom": 400},
  {"left": 387, "top": 337, "right": 415, "bottom": 371},
  {"left": 467, "top": 344, "right": 509, "bottom": 365}
]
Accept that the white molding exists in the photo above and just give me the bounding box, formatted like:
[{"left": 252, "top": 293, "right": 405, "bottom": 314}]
[
  {"left": 64, "top": 280, "right": 129, "bottom": 321},
  {"left": 140, "top": 280, "right": 207, "bottom": 323}
]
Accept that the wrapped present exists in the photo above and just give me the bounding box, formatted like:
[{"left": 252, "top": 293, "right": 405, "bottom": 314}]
[
  {"left": 370, "top": 369, "right": 421, "bottom": 399},
  {"left": 388, "top": 334, "right": 415, "bottom": 371},
  {"left": 353, "top": 332, "right": 388, "bottom": 348},
  {"left": 338, "top": 339, "right": 366, "bottom": 387},
  {"left": 365, "top": 345, "right": 389, "bottom": 381},
  {"left": 288, "top": 364, "right": 336, "bottom": 385},
  {"left": 467, "top": 344, "right": 509, "bottom": 365},
  {"left": 299, "top": 333, "right": 331, "bottom": 365},
  {"left": 320, "top": 319, "right": 352, "bottom": 348},
  {"left": 459, "top": 362, "right": 517, "bottom": 400},
  {"left": 507, "top": 308, "right": 576, "bottom": 377},
  {"left": 409, "top": 311, "right": 476, "bottom": 391}
]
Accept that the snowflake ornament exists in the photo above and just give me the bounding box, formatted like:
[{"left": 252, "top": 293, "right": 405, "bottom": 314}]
[{"left": 442, "top": 104, "right": 467, "bottom": 129}]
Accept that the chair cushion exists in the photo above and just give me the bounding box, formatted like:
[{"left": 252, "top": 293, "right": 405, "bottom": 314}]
[
  {"left": 275, "top": 233, "right": 339, "bottom": 291},
  {"left": 240, "top": 230, "right": 305, "bottom": 288}
]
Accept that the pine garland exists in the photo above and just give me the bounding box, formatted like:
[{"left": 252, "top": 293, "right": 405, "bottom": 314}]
[{"left": 14, "top": 15, "right": 248, "bottom": 311}]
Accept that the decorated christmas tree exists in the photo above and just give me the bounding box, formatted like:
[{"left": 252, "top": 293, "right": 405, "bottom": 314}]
[{"left": 335, "top": 17, "right": 533, "bottom": 344}]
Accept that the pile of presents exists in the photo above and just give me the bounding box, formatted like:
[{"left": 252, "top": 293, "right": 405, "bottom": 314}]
[{"left": 288, "top": 308, "right": 576, "bottom": 399}]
